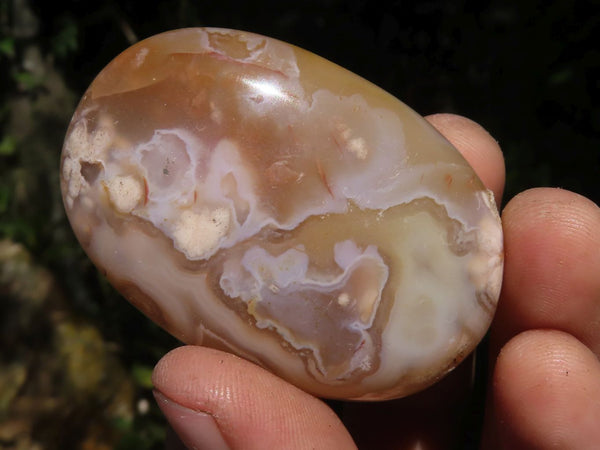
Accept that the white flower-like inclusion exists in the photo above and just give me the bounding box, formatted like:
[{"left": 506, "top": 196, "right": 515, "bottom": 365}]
[{"left": 60, "top": 28, "right": 503, "bottom": 400}]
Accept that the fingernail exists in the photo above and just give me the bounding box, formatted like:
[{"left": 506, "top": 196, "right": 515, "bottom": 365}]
[{"left": 154, "top": 390, "right": 230, "bottom": 450}]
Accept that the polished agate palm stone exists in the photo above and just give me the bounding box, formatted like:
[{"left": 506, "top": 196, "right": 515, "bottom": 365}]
[{"left": 60, "top": 28, "right": 503, "bottom": 400}]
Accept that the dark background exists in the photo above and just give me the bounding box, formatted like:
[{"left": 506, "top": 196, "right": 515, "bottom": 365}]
[{"left": 1, "top": 1, "right": 598, "bottom": 448}]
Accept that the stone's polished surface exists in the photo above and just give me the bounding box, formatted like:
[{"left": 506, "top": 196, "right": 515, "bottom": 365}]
[{"left": 60, "top": 28, "right": 503, "bottom": 400}]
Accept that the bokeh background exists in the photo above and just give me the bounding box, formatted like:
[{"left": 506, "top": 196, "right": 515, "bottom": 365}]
[{"left": 1, "top": 1, "right": 598, "bottom": 448}]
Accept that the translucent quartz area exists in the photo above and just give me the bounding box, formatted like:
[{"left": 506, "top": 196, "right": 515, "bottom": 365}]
[{"left": 60, "top": 28, "right": 503, "bottom": 400}]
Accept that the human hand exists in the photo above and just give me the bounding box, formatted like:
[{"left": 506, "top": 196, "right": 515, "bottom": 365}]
[{"left": 152, "top": 113, "right": 600, "bottom": 449}]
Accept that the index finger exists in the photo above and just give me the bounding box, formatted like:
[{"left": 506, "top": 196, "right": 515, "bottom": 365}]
[{"left": 425, "top": 113, "right": 506, "bottom": 204}]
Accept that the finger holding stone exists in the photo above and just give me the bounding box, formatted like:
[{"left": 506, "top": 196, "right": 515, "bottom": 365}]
[
  {"left": 492, "top": 188, "right": 600, "bottom": 356},
  {"left": 484, "top": 330, "right": 600, "bottom": 449},
  {"left": 425, "top": 113, "right": 505, "bottom": 203},
  {"left": 153, "top": 346, "right": 357, "bottom": 450}
]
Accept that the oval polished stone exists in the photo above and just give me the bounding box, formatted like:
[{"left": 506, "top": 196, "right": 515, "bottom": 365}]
[{"left": 60, "top": 28, "right": 503, "bottom": 400}]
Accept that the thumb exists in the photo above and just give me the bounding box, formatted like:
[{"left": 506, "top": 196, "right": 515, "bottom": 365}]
[{"left": 152, "top": 346, "right": 356, "bottom": 450}]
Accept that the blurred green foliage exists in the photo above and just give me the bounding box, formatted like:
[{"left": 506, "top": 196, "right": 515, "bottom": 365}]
[{"left": 0, "top": 0, "right": 598, "bottom": 448}]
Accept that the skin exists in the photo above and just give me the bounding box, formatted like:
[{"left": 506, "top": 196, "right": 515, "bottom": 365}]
[{"left": 152, "top": 113, "right": 600, "bottom": 450}]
